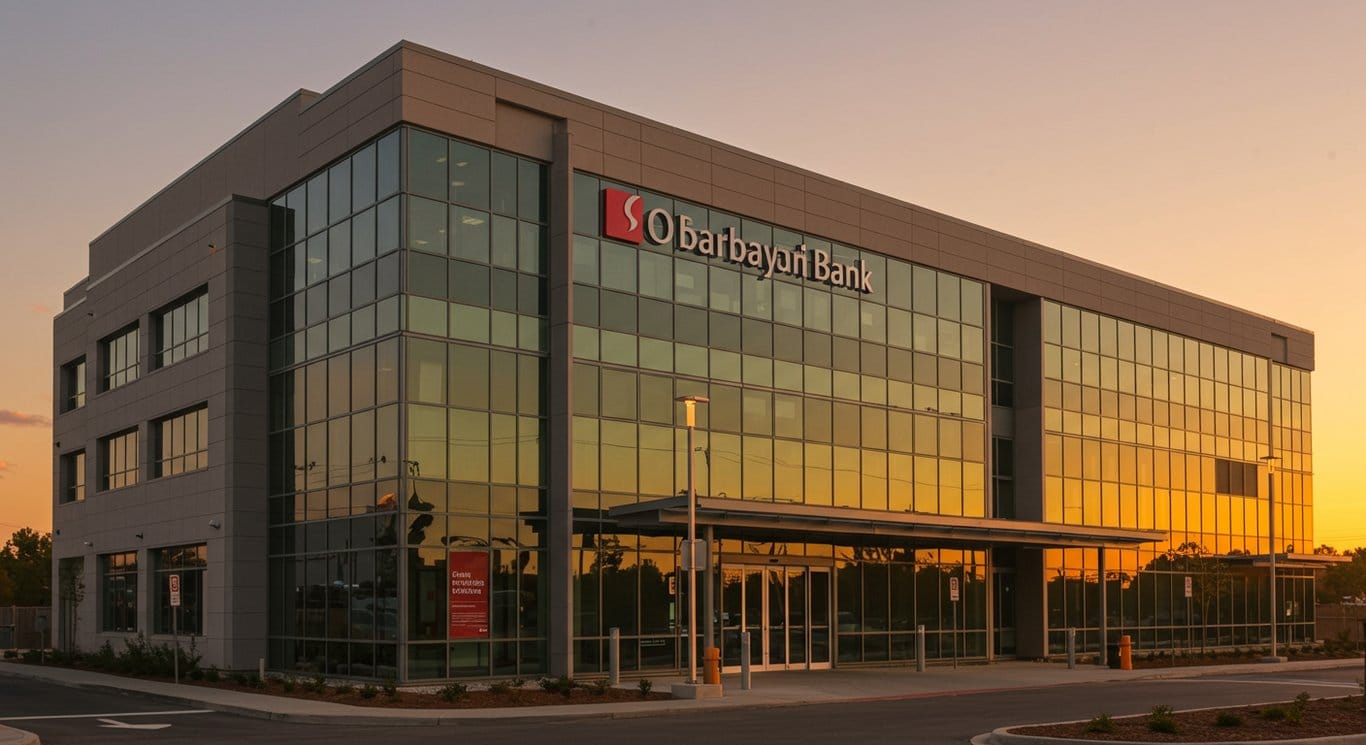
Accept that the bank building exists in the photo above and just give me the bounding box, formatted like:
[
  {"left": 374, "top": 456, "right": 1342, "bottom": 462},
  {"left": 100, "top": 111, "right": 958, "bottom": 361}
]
[{"left": 52, "top": 41, "right": 1321, "bottom": 681}]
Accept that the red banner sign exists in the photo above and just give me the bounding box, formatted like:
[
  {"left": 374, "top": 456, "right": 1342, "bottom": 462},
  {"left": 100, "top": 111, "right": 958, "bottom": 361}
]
[{"left": 448, "top": 551, "right": 489, "bottom": 639}]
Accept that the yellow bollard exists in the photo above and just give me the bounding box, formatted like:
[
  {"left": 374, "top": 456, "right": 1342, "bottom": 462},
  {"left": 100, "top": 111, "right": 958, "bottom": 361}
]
[
  {"left": 704, "top": 647, "right": 721, "bottom": 685},
  {"left": 1119, "top": 634, "right": 1133, "bottom": 670}
]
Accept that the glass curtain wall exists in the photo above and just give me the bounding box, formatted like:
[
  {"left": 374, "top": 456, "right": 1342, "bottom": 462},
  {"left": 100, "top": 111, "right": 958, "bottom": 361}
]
[
  {"left": 269, "top": 126, "right": 551, "bottom": 681},
  {"left": 571, "top": 172, "right": 990, "bottom": 669},
  {"left": 268, "top": 129, "right": 404, "bottom": 679},
  {"left": 1039, "top": 301, "right": 1314, "bottom": 653}
]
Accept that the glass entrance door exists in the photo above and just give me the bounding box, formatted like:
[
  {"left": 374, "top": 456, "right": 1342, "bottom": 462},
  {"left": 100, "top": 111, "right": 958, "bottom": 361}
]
[{"left": 721, "top": 565, "right": 831, "bottom": 671}]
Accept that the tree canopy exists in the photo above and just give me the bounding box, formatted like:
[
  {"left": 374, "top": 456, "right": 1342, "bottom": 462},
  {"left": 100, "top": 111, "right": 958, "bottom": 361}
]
[
  {"left": 1315, "top": 545, "right": 1366, "bottom": 603},
  {"left": 0, "top": 527, "right": 52, "bottom": 606}
]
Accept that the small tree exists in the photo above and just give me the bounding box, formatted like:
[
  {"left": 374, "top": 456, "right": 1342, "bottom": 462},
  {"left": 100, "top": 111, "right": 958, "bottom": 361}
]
[
  {"left": 58, "top": 559, "right": 85, "bottom": 657},
  {"left": 1170, "top": 542, "right": 1233, "bottom": 653}
]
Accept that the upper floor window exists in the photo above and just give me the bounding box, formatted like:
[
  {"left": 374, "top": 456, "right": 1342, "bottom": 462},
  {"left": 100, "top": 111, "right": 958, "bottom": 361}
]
[
  {"left": 60, "top": 450, "right": 85, "bottom": 503},
  {"left": 155, "top": 289, "right": 209, "bottom": 369},
  {"left": 101, "top": 325, "right": 139, "bottom": 391},
  {"left": 100, "top": 429, "right": 138, "bottom": 491},
  {"left": 153, "top": 405, "right": 208, "bottom": 478},
  {"left": 60, "top": 357, "right": 86, "bottom": 412}
]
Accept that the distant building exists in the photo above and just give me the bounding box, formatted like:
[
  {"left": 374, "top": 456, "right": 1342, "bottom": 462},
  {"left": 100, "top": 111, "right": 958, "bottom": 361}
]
[{"left": 53, "top": 41, "right": 1321, "bottom": 680}]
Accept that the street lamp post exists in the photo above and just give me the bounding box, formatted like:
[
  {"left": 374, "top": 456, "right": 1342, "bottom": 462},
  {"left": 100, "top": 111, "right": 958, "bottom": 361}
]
[
  {"left": 677, "top": 394, "right": 709, "bottom": 686},
  {"left": 1261, "top": 454, "right": 1282, "bottom": 661}
]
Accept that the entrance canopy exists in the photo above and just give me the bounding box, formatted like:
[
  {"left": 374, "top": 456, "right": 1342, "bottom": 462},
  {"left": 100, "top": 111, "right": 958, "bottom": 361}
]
[{"left": 609, "top": 496, "right": 1165, "bottom": 550}]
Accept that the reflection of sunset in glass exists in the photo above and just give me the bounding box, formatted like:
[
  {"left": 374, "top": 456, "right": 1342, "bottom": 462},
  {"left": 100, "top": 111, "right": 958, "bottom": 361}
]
[{"left": 1, "top": 2, "right": 1363, "bottom": 552}]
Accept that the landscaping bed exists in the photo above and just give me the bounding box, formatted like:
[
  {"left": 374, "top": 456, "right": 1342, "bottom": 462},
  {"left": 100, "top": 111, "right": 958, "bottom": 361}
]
[
  {"left": 1011, "top": 695, "right": 1365, "bottom": 742},
  {"left": 4, "top": 639, "right": 670, "bottom": 708}
]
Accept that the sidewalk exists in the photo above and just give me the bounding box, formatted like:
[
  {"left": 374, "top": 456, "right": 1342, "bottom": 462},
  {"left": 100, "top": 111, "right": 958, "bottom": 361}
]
[{"left": 0, "top": 658, "right": 1358, "bottom": 726}]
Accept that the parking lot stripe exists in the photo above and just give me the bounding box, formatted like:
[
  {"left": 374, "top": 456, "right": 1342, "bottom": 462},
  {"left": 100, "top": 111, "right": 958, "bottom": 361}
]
[{"left": 0, "top": 709, "right": 213, "bottom": 722}]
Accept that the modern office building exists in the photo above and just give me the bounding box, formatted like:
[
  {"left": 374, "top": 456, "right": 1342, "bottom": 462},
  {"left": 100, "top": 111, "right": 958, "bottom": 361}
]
[{"left": 53, "top": 41, "right": 1319, "bottom": 681}]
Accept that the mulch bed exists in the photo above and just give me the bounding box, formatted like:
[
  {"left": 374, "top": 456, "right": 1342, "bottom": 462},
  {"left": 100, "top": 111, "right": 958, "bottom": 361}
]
[
  {"left": 1012, "top": 697, "right": 1366, "bottom": 742},
  {"left": 186, "top": 677, "right": 672, "bottom": 708}
]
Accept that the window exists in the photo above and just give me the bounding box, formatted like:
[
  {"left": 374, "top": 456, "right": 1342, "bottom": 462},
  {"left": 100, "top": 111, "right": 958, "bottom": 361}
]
[
  {"left": 60, "top": 451, "right": 85, "bottom": 503},
  {"left": 1214, "top": 458, "right": 1258, "bottom": 497},
  {"left": 101, "top": 552, "right": 138, "bottom": 632},
  {"left": 100, "top": 429, "right": 138, "bottom": 490},
  {"left": 154, "top": 289, "right": 209, "bottom": 368},
  {"left": 153, "top": 544, "right": 206, "bottom": 635},
  {"left": 101, "top": 325, "right": 139, "bottom": 390},
  {"left": 153, "top": 406, "right": 208, "bottom": 477},
  {"left": 60, "top": 358, "right": 86, "bottom": 411}
]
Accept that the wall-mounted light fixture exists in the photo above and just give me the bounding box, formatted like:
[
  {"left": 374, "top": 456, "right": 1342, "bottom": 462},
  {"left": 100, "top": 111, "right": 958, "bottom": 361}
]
[{"left": 208, "top": 519, "right": 222, "bottom": 529}]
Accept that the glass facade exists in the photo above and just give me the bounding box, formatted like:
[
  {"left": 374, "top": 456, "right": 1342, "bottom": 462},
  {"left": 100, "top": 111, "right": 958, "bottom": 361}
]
[
  {"left": 570, "top": 173, "right": 990, "bottom": 672},
  {"left": 1039, "top": 300, "right": 1314, "bottom": 652},
  {"left": 260, "top": 124, "right": 1316, "bottom": 681},
  {"left": 267, "top": 127, "right": 549, "bottom": 680}
]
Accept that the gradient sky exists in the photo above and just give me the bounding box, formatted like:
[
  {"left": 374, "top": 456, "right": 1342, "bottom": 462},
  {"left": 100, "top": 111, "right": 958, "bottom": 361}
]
[{"left": 1, "top": 1, "right": 1361, "bottom": 547}]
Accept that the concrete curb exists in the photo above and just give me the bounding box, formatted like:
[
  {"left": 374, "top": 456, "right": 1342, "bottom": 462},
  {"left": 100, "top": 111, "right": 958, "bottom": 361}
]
[
  {"left": 0, "top": 725, "right": 39, "bottom": 745},
  {"left": 1, "top": 658, "right": 1359, "bottom": 726}
]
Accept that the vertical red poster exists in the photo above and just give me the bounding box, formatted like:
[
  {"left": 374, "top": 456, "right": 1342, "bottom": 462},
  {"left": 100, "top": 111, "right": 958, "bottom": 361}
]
[{"left": 448, "top": 550, "right": 489, "bottom": 639}]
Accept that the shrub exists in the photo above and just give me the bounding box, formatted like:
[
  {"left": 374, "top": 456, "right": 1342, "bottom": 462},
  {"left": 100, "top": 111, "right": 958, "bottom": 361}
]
[
  {"left": 204, "top": 666, "right": 220, "bottom": 682},
  {"left": 581, "top": 678, "right": 611, "bottom": 696},
  {"left": 1215, "top": 711, "right": 1243, "bottom": 727},
  {"left": 382, "top": 678, "right": 398, "bottom": 699},
  {"left": 2, "top": 650, "right": 16, "bottom": 659},
  {"left": 87, "top": 641, "right": 116, "bottom": 670},
  {"left": 1287, "top": 692, "right": 1310, "bottom": 724},
  {"left": 189, "top": 667, "right": 204, "bottom": 681},
  {"left": 232, "top": 672, "right": 250, "bottom": 686},
  {"left": 1084, "top": 714, "right": 1114, "bottom": 733},
  {"left": 305, "top": 674, "right": 327, "bottom": 694},
  {"left": 638, "top": 678, "right": 653, "bottom": 697},
  {"left": 488, "top": 680, "right": 513, "bottom": 695},
  {"left": 19, "top": 650, "right": 42, "bottom": 664},
  {"left": 334, "top": 683, "right": 355, "bottom": 695},
  {"left": 1261, "top": 706, "right": 1286, "bottom": 721},
  {"left": 1147, "top": 704, "right": 1178, "bottom": 733},
  {"left": 281, "top": 677, "right": 295, "bottom": 692},
  {"left": 439, "top": 683, "right": 467, "bottom": 702},
  {"left": 248, "top": 674, "right": 265, "bottom": 689},
  {"left": 539, "top": 675, "right": 574, "bottom": 697},
  {"left": 359, "top": 683, "right": 378, "bottom": 699}
]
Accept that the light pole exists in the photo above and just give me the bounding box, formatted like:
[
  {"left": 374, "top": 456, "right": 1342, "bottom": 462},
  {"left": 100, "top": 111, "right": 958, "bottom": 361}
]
[
  {"left": 1261, "top": 454, "right": 1282, "bottom": 661},
  {"left": 677, "top": 394, "right": 709, "bottom": 685}
]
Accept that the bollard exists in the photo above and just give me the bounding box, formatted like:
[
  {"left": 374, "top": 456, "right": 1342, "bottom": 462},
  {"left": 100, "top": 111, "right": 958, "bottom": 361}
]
[
  {"left": 259, "top": 657, "right": 266, "bottom": 682},
  {"left": 608, "top": 627, "right": 620, "bottom": 686},
  {"left": 740, "top": 632, "right": 752, "bottom": 690},
  {"left": 1066, "top": 627, "right": 1076, "bottom": 669},
  {"left": 704, "top": 647, "right": 720, "bottom": 685},
  {"left": 916, "top": 625, "right": 926, "bottom": 672},
  {"left": 1118, "top": 634, "right": 1132, "bottom": 671}
]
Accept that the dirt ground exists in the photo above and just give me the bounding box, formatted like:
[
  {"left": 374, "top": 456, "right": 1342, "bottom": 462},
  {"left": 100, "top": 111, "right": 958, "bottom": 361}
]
[{"left": 1012, "top": 697, "right": 1365, "bottom": 742}]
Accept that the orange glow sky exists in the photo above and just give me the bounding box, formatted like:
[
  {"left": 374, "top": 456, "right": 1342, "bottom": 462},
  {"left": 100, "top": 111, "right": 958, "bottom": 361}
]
[{"left": 1, "top": 2, "right": 1362, "bottom": 547}]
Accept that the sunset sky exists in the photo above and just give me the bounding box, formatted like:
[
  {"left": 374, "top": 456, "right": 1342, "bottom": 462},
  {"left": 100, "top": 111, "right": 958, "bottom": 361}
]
[{"left": 1, "top": 1, "right": 1361, "bottom": 547}]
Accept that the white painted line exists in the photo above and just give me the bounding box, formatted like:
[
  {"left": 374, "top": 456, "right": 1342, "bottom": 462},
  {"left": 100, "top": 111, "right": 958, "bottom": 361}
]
[
  {"left": 97, "top": 718, "right": 173, "bottom": 730},
  {"left": 0, "top": 709, "right": 213, "bottom": 722},
  {"left": 1172, "top": 678, "right": 1358, "bottom": 689}
]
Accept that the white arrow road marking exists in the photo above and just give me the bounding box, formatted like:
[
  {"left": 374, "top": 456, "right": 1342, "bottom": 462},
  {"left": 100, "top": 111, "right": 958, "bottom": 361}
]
[
  {"left": 0, "top": 709, "right": 212, "bottom": 722},
  {"left": 97, "top": 718, "right": 173, "bottom": 730}
]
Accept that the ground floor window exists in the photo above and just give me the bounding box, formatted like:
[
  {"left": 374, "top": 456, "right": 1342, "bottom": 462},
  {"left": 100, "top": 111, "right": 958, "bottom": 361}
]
[
  {"left": 153, "top": 544, "right": 207, "bottom": 635},
  {"left": 101, "top": 552, "right": 137, "bottom": 632}
]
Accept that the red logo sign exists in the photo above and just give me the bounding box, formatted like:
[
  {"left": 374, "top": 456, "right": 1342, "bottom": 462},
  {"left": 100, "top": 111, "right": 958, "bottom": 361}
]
[
  {"left": 448, "top": 551, "right": 489, "bottom": 639},
  {"left": 602, "top": 188, "right": 643, "bottom": 244}
]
